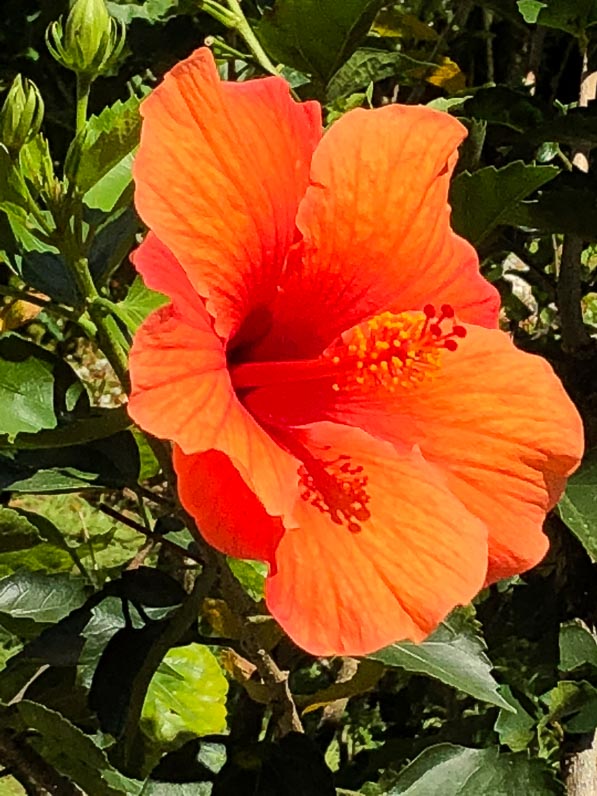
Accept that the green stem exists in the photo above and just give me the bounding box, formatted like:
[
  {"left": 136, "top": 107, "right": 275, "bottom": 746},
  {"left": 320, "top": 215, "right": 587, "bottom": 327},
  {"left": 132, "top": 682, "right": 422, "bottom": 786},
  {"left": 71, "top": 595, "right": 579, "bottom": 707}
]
[
  {"left": 0, "top": 284, "right": 96, "bottom": 335},
  {"left": 70, "top": 257, "right": 130, "bottom": 388},
  {"left": 200, "top": 0, "right": 279, "bottom": 76},
  {"left": 225, "top": 0, "right": 279, "bottom": 76},
  {"left": 75, "top": 74, "right": 91, "bottom": 135}
]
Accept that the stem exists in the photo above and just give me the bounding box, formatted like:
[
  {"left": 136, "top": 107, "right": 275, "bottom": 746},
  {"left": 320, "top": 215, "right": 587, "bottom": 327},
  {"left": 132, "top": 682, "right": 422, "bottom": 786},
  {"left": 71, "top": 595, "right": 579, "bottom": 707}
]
[
  {"left": 200, "top": 0, "right": 279, "bottom": 76},
  {"left": 226, "top": 0, "right": 279, "bottom": 76},
  {"left": 0, "top": 285, "right": 96, "bottom": 336},
  {"left": 556, "top": 45, "right": 594, "bottom": 352},
  {"left": 75, "top": 74, "right": 91, "bottom": 135},
  {"left": 69, "top": 257, "right": 130, "bottom": 387}
]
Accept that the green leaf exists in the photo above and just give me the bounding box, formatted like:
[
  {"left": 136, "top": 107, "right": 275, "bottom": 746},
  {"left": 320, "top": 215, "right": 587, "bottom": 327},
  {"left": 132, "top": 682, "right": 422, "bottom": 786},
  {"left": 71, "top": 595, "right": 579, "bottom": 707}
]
[
  {"left": 0, "top": 507, "right": 73, "bottom": 577},
  {"left": 503, "top": 185, "right": 597, "bottom": 241},
  {"left": 0, "top": 430, "right": 142, "bottom": 493},
  {"left": 382, "top": 744, "right": 560, "bottom": 795},
  {"left": 0, "top": 407, "right": 131, "bottom": 450},
  {"left": 494, "top": 686, "right": 535, "bottom": 752},
  {"left": 256, "top": 0, "right": 384, "bottom": 89},
  {"left": 542, "top": 681, "right": 597, "bottom": 734},
  {"left": 327, "top": 49, "right": 419, "bottom": 100},
  {"left": 84, "top": 150, "right": 135, "bottom": 212},
  {"left": 141, "top": 643, "right": 228, "bottom": 749},
  {"left": 560, "top": 620, "right": 597, "bottom": 671},
  {"left": 107, "top": 0, "right": 182, "bottom": 24},
  {"left": 0, "top": 334, "right": 59, "bottom": 440},
  {"left": 89, "top": 205, "right": 139, "bottom": 287},
  {"left": 517, "top": 0, "right": 597, "bottom": 36},
  {"left": 517, "top": 0, "right": 547, "bottom": 24},
  {"left": 69, "top": 95, "right": 141, "bottom": 197},
  {"left": 15, "top": 700, "right": 145, "bottom": 795},
  {"left": 227, "top": 557, "right": 267, "bottom": 601},
  {"left": 450, "top": 162, "right": 558, "bottom": 246},
  {"left": 0, "top": 571, "right": 87, "bottom": 639},
  {"left": 368, "top": 610, "right": 511, "bottom": 709},
  {"left": 558, "top": 450, "right": 597, "bottom": 561},
  {"left": 113, "top": 276, "right": 168, "bottom": 334}
]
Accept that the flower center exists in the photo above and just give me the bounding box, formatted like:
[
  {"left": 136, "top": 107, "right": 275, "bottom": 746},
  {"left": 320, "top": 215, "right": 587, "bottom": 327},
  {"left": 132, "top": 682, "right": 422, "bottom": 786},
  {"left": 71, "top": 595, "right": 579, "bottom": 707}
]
[
  {"left": 324, "top": 304, "right": 466, "bottom": 394},
  {"left": 298, "top": 451, "right": 371, "bottom": 534},
  {"left": 229, "top": 305, "right": 465, "bottom": 398}
]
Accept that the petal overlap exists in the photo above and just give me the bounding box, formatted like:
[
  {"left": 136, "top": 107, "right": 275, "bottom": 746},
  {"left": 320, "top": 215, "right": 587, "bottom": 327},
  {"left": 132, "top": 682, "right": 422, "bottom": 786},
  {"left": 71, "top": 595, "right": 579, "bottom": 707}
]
[
  {"left": 128, "top": 303, "right": 300, "bottom": 524},
  {"left": 250, "top": 104, "right": 500, "bottom": 361},
  {"left": 327, "top": 325, "right": 584, "bottom": 582}
]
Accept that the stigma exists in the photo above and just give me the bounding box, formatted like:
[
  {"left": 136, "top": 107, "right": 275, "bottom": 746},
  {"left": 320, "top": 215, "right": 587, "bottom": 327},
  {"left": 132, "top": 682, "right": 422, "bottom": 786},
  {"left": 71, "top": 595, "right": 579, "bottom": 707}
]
[{"left": 325, "top": 305, "right": 466, "bottom": 394}]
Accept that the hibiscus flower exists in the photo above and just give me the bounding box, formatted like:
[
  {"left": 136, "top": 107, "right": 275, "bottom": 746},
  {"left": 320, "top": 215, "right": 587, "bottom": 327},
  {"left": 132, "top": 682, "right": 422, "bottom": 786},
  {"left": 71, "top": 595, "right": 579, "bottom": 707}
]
[{"left": 128, "top": 47, "right": 583, "bottom": 656}]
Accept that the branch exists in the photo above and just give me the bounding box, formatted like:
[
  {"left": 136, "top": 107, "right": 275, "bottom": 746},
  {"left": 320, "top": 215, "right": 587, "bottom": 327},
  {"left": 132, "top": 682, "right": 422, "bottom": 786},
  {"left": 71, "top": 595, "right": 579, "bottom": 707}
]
[
  {"left": 0, "top": 730, "right": 81, "bottom": 796},
  {"left": 557, "top": 47, "right": 594, "bottom": 353}
]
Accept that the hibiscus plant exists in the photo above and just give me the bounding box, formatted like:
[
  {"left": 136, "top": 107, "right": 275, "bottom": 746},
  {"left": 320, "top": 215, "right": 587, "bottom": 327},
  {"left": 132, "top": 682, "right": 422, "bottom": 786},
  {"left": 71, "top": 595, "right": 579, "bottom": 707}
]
[{"left": 0, "top": 0, "right": 594, "bottom": 794}]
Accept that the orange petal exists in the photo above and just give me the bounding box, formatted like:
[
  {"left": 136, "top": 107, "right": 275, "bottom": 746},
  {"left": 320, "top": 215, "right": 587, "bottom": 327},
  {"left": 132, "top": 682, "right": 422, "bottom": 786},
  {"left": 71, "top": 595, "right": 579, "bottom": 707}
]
[
  {"left": 252, "top": 104, "right": 499, "bottom": 360},
  {"left": 128, "top": 304, "right": 300, "bottom": 522},
  {"left": 133, "top": 47, "right": 322, "bottom": 341},
  {"left": 130, "top": 232, "right": 205, "bottom": 321},
  {"left": 173, "top": 446, "right": 283, "bottom": 563},
  {"left": 265, "top": 422, "right": 488, "bottom": 656},
  {"left": 330, "top": 326, "right": 584, "bottom": 583}
]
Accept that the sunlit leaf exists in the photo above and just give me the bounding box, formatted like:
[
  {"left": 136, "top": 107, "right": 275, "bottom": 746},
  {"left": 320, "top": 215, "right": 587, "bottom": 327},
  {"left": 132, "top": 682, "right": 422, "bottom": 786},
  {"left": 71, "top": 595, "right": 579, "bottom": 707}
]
[{"left": 141, "top": 643, "right": 228, "bottom": 749}]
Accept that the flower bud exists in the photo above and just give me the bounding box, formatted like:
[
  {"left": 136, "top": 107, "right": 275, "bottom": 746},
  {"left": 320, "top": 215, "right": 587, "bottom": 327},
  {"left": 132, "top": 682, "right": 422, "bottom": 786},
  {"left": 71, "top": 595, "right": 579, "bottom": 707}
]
[
  {"left": 46, "top": 0, "right": 126, "bottom": 80},
  {"left": 0, "top": 75, "right": 44, "bottom": 156}
]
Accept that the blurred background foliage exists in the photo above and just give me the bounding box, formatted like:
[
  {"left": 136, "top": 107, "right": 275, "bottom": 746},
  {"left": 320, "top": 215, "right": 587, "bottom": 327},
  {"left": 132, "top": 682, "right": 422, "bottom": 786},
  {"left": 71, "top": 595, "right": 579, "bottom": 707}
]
[{"left": 1, "top": 0, "right": 597, "bottom": 794}]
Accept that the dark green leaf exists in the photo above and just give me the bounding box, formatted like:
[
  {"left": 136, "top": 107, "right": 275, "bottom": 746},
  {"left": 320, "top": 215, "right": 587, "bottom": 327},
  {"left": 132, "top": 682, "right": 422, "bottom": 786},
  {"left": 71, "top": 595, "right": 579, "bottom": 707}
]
[
  {"left": 0, "top": 571, "right": 87, "bottom": 637},
  {"left": 503, "top": 184, "right": 597, "bottom": 241},
  {"left": 494, "top": 686, "right": 535, "bottom": 752},
  {"left": 450, "top": 162, "right": 558, "bottom": 246},
  {"left": 256, "top": 0, "right": 384, "bottom": 88},
  {"left": 517, "top": 0, "right": 597, "bottom": 35},
  {"left": 327, "top": 48, "right": 420, "bottom": 100},
  {"left": 382, "top": 744, "right": 560, "bottom": 795},
  {"left": 560, "top": 620, "right": 597, "bottom": 671},
  {"left": 543, "top": 681, "right": 597, "bottom": 734},
  {"left": 1, "top": 407, "right": 131, "bottom": 450},
  {"left": 88, "top": 204, "right": 139, "bottom": 286},
  {"left": 368, "top": 611, "right": 511, "bottom": 709},
  {"left": 0, "top": 507, "right": 73, "bottom": 577},
  {"left": 0, "top": 430, "right": 142, "bottom": 493},
  {"left": 558, "top": 450, "right": 597, "bottom": 562},
  {"left": 16, "top": 250, "right": 81, "bottom": 305},
  {"left": 16, "top": 700, "right": 145, "bottom": 795}
]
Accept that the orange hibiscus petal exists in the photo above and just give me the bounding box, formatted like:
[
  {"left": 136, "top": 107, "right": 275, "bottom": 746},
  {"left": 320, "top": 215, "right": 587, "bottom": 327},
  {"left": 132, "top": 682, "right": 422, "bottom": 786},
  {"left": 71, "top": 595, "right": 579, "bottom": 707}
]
[
  {"left": 252, "top": 104, "right": 499, "bottom": 360},
  {"left": 133, "top": 47, "right": 322, "bottom": 341},
  {"left": 128, "top": 304, "right": 300, "bottom": 522},
  {"left": 173, "top": 446, "right": 283, "bottom": 563},
  {"left": 130, "top": 232, "right": 205, "bottom": 321},
  {"left": 265, "top": 422, "right": 488, "bottom": 656},
  {"left": 329, "top": 326, "right": 583, "bottom": 583}
]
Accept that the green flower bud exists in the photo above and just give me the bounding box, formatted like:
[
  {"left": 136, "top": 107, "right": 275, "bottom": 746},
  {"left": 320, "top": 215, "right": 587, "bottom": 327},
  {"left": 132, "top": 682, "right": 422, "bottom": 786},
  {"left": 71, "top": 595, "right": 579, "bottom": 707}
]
[
  {"left": 0, "top": 75, "right": 44, "bottom": 156},
  {"left": 46, "top": 0, "right": 126, "bottom": 80}
]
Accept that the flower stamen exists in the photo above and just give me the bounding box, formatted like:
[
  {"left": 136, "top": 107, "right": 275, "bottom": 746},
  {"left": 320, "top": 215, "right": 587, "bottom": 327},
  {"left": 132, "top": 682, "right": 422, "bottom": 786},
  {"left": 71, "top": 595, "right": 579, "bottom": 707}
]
[{"left": 325, "top": 306, "right": 466, "bottom": 394}]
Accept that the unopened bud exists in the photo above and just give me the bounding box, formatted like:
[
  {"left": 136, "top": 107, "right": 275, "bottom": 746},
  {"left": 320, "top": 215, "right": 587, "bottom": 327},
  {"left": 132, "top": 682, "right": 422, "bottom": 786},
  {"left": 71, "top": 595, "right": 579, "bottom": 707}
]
[
  {"left": 0, "top": 75, "right": 44, "bottom": 156},
  {"left": 46, "top": 0, "right": 126, "bottom": 80}
]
